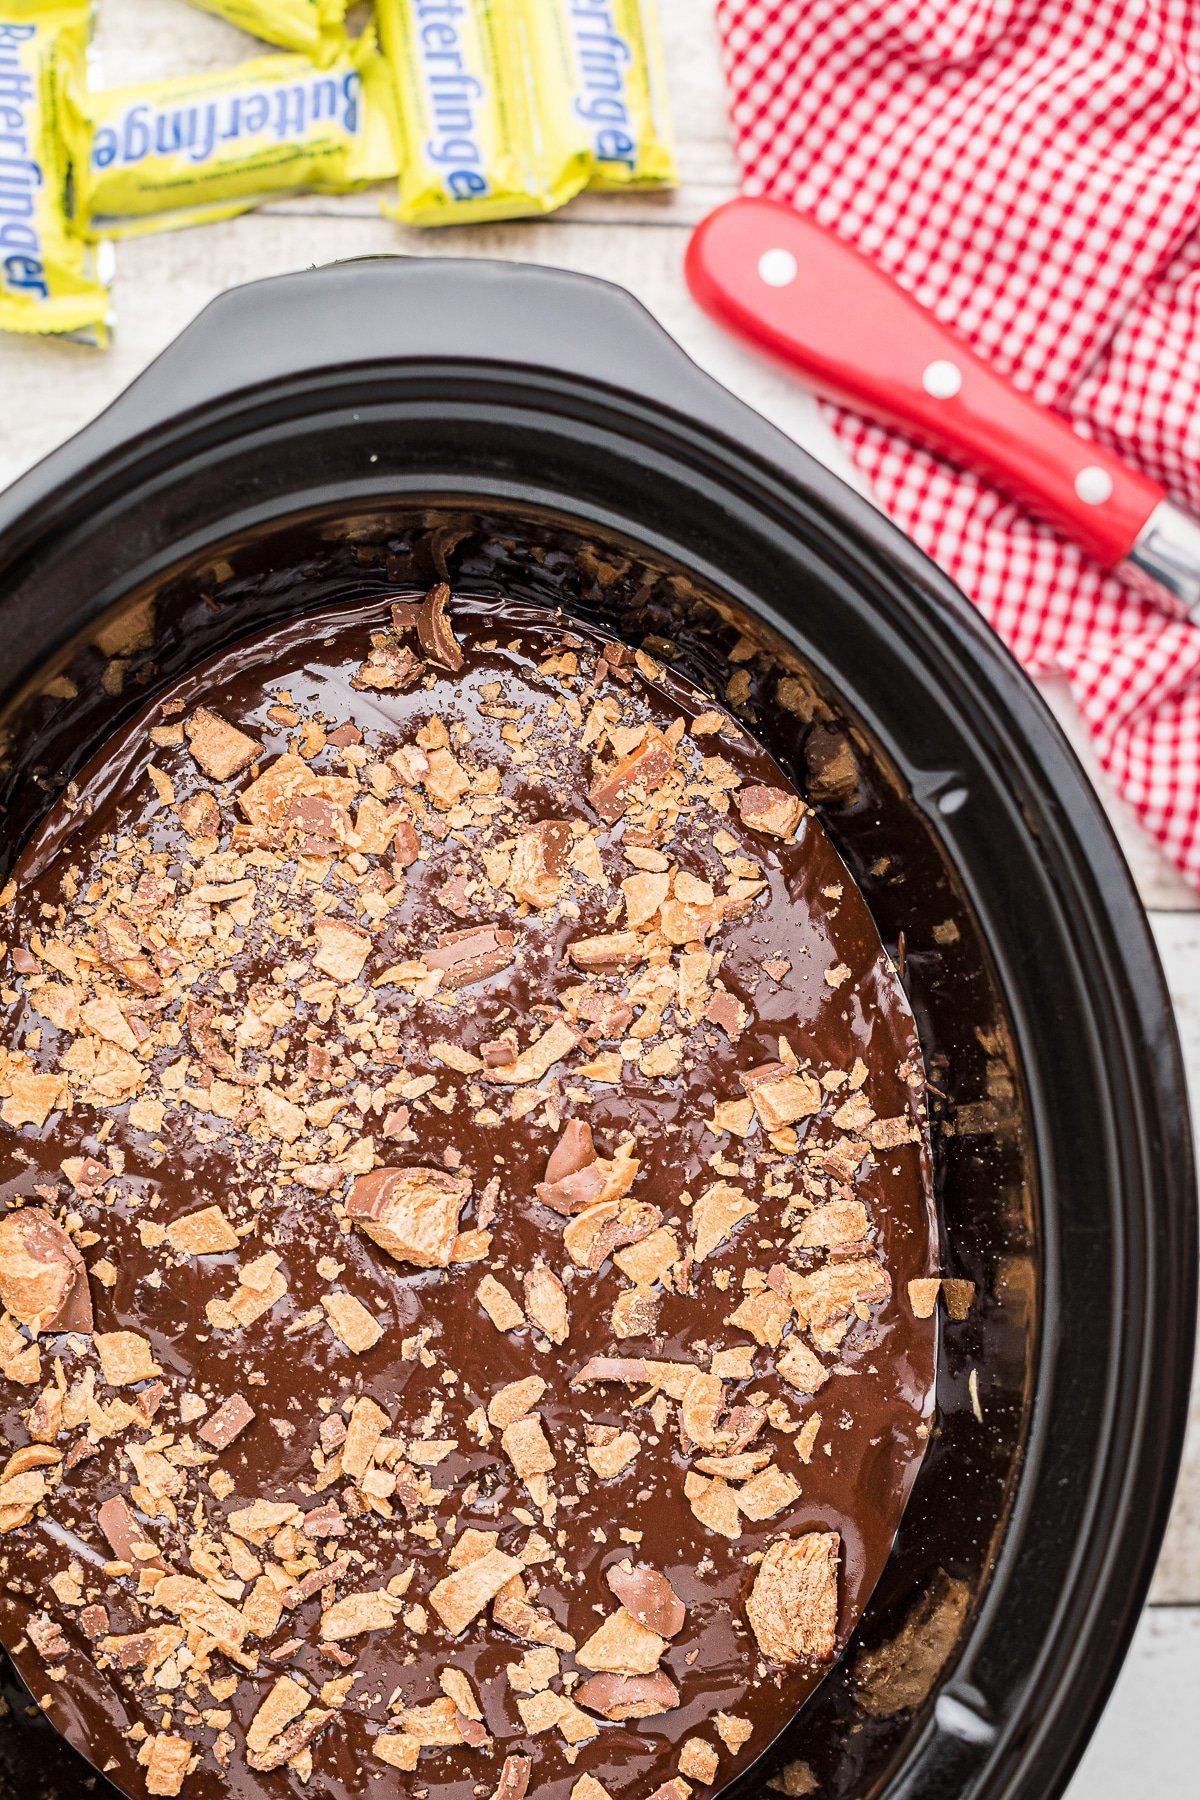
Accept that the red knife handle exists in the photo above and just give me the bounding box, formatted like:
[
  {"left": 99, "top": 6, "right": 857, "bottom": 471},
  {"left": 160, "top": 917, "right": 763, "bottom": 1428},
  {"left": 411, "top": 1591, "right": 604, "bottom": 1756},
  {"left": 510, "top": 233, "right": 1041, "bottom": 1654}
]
[{"left": 685, "top": 196, "right": 1164, "bottom": 570}]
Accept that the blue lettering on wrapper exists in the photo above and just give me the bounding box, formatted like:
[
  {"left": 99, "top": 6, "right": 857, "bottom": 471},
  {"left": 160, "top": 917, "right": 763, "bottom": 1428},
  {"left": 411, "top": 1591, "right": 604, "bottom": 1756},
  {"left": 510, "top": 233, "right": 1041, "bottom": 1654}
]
[
  {"left": 311, "top": 77, "right": 337, "bottom": 124},
  {"left": 428, "top": 133, "right": 479, "bottom": 167},
  {"left": 121, "top": 105, "right": 152, "bottom": 164},
  {"left": 422, "top": 22, "right": 457, "bottom": 51},
  {"left": 0, "top": 20, "right": 49, "bottom": 304},
  {"left": 595, "top": 126, "right": 635, "bottom": 166},
  {"left": 567, "top": 1, "right": 638, "bottom": 172},
  {"left": 0, "top": 218, "right": 38, "bottom": 250},
  {"left": 89, "top": 70, "right": 365, "bottom": 175},
  {"left": 576, "top": 93, "right": 627, "bottom": 125},
  {"left": 448, "top": 167, "right": 486, "bottom": 199},
  {"left": 273, "top": 85, "right": 306, "bottom": 141},
  {"left": 241, "top": 92, "right": 269, "bottom": 134},
  {"left": 3, "top": 251, "right": 46, "bottom": 297},
  {"left": 0, "top": 12, "right": 35, "bottom": 116},
  {"left": 338, "top": 72, "right": 359, "bottom": 133},
  {"left": 0, "top": 155, "right": 40, "bottom": 217},
  {"left": 153, "top": 110, "right": 187, "bottom": 157},
  {"left": 410, "top": 0, "right": 490, "bottom": 201}
]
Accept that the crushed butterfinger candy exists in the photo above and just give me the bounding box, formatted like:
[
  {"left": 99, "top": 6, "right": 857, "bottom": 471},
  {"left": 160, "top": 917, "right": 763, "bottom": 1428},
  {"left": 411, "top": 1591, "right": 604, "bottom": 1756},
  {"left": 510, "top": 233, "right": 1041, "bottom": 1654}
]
[{"left": 0, "top": 583, "right": 936, "bottom": 1800}]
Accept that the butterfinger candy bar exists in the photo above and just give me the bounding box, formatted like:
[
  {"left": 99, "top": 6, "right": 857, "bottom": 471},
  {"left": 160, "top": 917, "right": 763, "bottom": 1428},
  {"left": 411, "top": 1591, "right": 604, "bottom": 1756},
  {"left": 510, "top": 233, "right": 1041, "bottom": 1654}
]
[
  {"left": 0, "top": 3, "right": 109, "bottom": 341},
  {"left": 61, "top": 28, "right": 399, "bottom": 238},
  {"left": 377, "top": 0, "right": 589, "bottom": 225},
  {"left": 518, "top": 0, "right": 676, "bottom": 190},
  {"left": 185, "top": 1, "right": 350, "bottom": 65}
]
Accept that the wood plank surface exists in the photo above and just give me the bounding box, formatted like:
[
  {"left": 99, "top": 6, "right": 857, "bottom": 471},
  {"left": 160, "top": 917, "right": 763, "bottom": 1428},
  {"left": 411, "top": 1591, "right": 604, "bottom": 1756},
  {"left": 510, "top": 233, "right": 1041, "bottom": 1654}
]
[
  {"left": 0, "top": 0, "right": 1197, "bottom": 1767},
  {"left": 1065, "top": 1606, "right": 1200, "bottom": 1796}
]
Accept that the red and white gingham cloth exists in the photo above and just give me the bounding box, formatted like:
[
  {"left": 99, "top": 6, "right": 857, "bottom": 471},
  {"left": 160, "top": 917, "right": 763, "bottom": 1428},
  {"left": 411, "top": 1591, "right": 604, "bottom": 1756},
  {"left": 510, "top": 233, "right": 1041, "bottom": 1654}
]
[{"left": 714, "top": 0, "right": 1200, "bottom": 888}]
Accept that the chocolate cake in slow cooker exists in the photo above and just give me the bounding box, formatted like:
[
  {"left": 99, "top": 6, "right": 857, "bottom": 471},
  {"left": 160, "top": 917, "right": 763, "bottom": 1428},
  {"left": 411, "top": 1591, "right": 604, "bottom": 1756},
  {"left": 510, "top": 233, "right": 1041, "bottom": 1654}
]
[{"left": 0, "top": 589, "right": 937, "bottom": 1800}]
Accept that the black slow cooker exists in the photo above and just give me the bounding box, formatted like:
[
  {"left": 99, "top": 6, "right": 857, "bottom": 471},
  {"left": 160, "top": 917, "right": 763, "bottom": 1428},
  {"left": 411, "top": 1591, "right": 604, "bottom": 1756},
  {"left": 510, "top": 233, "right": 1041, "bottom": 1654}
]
[{"left": 0, "top": 258, "right": 1193, "bottom": 1800}]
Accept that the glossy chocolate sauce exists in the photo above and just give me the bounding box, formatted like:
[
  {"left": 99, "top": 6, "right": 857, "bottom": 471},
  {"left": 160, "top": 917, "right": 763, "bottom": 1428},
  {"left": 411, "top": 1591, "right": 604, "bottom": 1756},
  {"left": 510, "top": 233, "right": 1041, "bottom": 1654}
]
[{"left": 0, "top": 595, "right": 936, "bottom": 1800}]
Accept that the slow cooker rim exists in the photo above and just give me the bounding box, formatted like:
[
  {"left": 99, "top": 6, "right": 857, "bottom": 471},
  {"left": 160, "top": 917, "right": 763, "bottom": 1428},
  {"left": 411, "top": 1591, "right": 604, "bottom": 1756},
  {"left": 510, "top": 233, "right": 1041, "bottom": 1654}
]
[{"left": 0, "top": 258, "right": 1192, "bottom": 1800}]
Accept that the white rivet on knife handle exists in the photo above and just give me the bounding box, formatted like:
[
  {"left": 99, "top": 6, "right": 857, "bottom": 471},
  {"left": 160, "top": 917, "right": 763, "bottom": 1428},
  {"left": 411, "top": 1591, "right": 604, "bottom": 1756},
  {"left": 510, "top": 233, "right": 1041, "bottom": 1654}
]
[
  {"left": 1075, "top": 466, "right": 1114, "bottom": 505},
  {"left": 757, "top": 248, "right": 797, "bottom": 287},
  {"left": 922, "top": 360, "right": 962, "bottom": 399}
]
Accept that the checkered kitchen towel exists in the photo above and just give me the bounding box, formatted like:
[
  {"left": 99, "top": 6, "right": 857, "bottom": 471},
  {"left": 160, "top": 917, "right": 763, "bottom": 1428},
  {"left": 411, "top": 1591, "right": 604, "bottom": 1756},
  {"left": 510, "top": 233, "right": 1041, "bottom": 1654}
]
[{"left": 715, "top": 0, "right": 1200, "bottom": 888}]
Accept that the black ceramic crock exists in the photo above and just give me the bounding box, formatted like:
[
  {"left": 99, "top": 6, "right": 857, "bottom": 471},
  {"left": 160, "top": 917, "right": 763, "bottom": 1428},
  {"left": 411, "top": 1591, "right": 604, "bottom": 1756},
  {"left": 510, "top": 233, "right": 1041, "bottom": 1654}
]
[{"left": 0, "top": 258, "right": 1193, "bottom": 1800}]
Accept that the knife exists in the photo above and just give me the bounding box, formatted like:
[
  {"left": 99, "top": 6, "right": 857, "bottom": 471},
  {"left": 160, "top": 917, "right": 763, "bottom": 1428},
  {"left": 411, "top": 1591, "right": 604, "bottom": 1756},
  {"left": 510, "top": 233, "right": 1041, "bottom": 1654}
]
[{"left": 685, "top": 195, "right": 1200, "bottom": 621}]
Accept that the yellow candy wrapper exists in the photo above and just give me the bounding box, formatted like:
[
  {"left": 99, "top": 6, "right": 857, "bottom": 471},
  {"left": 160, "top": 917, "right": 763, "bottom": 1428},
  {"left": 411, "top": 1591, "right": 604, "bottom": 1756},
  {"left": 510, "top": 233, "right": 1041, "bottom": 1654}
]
[
  {"left": 0, "top": 2, "right": 109, "bottom": 341},
  {"left": 377, "top": 0, "right": 588, "bottom": 226},
  {"left": 518, "top": 0, "right": 676, "bottom": 190},
  {"left": 185, "top": 1, "right": 350, "bottom": 65},
  {"left": 62, "top": 29, "right": 400, "bottom": 238}
]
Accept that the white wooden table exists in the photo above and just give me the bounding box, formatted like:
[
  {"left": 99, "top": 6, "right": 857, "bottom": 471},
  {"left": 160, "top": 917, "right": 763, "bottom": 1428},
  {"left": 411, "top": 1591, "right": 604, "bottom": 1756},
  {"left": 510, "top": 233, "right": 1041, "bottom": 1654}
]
[{"left": 1, "top": 1, "right": 1196, "bottom": 1788}]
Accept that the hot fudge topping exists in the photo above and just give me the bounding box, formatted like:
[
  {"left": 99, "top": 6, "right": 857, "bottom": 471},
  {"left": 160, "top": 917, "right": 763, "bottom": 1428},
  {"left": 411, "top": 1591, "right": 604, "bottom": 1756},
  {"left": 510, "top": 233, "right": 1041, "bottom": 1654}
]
[{"left": 0, "top": 592, "right": 936, "bottom": 1800}]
